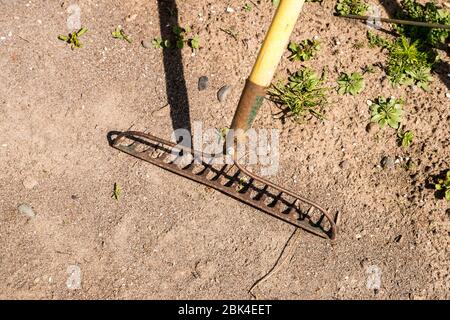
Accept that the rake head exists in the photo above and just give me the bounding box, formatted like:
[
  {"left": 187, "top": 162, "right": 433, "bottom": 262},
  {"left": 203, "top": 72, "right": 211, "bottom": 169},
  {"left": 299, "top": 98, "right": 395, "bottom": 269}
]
[{"left": 110, "top": 130, "right": 338, "bottom": 240}]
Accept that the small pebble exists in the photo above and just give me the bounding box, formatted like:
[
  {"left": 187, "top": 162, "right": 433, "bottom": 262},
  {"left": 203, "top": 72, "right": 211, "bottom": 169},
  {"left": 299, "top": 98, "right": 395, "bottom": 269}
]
[
  {"left": 18, "top": 203, "right": 36, "bottom": 218},
  {"left": 445, "top": 92, "right": 450, "bottom": 99},
  {"left": 366, "top": 99, "right": 373, "bottom": 106},
  {"left": 226, "top": 7, "right": 235, "bottom": 13},
  {"left": 339, "top": 160, "right": 349, "bottom": 170},
  {"left": 366, "top": 122, "right": 379, "bottom": 134},
  {"left": 141, "top": 38, "right": 152, "bottom": 49},
  {"left": 217, "top": 85, "right": 231, "bottom": 102},
  {"left": 198, "top": 76, "right": 209, "bottom": 91},
  {"left": 381, "top": 156, "right": 395, "bottom": 169}
]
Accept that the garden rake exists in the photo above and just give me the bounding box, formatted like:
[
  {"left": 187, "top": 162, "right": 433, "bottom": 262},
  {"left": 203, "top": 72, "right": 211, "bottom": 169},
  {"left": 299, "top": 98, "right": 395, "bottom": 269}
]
[{"left": 110, "top": 0, "right": 338, "bottom": 240}]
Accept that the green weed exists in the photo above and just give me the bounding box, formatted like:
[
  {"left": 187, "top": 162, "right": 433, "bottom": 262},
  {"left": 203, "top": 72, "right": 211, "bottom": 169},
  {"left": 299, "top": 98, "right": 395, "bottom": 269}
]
[
  {"left": 58, "top": 27, "right": 88, "bottom": 49},
  {"left": 268, "top": 68, "right": 328, "bottom": 121},
  {"left": 288, "top": 39, "right": 321, "bottom": 62},
  {"left": 370, "top": 96, "right": 404, "bottom": 129},
  {"left": 337, "top": 72, "right": 365, "bottom": 95}
]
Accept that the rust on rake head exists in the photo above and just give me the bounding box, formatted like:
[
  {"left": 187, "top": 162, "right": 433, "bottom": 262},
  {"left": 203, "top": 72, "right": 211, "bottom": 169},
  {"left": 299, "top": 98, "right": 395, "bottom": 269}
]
[{"left": 110, "top": 131, "right": 337, "bottom": 240}]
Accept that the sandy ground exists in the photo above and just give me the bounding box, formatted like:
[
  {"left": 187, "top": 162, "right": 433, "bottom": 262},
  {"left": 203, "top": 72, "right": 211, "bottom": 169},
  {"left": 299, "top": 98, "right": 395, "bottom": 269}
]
[{"left": 0, "top": 0, "right": 449, "bottom": 299}]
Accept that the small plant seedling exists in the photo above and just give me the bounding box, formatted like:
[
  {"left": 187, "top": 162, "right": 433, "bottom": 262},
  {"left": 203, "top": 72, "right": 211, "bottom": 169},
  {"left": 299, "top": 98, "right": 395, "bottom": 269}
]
[
  {"left": 173, "top": 25, "right": 187, "bottom": 49},
  {"left": 112, "top": 182, "right": 121, "bottom": 201},
  {"left": 152, "top": 38, "right": 171, "bottom": 49},
  {"left": 243, "top": 3, "right": 252, "bottom": 12},
  {"left": 435, "top": 171, "right": 450, "bottom": 201},
  {"left": 337, "top": 72, "right": 365, "bottom": 95},
  {"left": 397, "top": 129, "right": 414, "bottom": 148},
  {"left": 172, "top": 25, "right": 199, "bottom": 51},
  {"left": 370, "top": 96, "right": 404, "bottom": 129},
  {"left": 58, "top": 27, "right": 88, "bottom": 50},
  {"left": 237, "top": 177, "right": 249, "bottom": 192},
  {"left": 268, "top": 68, "right": 328, "bottom": 121},
  {"left": 405, "top": 67, "right": 433, "bottom": 91},
  {"left": 216, "top": 127, "right": 229, "bottom": 142},
  {"left": 189, "top": 36, "right": 200, "bottom": 50},
  {"left": 367, "top": 30, "right": 391, "bottom": 49},
  {"left": 112, "top": 26, "right": 132, "bottom": 43},
  {"left": 335, "top": 0, "right": 369, "bottom": 16},
  {"left": 288, "top": 39, "right": 320, "bottom": 62}
]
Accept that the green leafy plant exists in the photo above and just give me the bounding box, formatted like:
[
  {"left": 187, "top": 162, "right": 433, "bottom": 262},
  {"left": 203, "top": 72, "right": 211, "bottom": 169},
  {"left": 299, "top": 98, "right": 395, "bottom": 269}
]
[
  {"left": 435, "top": 171, "right": 450, "bottom": 201},
  {"left": 395, "top": 0, "right": 450, "bottom": 47},
  {"left": 335, "top": 0, "right": 369, "bottom": 16},
  {"left": 405, "top": 66, "right": 433, "bottom": 91},
  {"left": 152, "top": 38, "right": 171, "bottom": 49},
  {"left": 172, "top": 25, "right": 187, "bottom": 49},
  {"left": 58, "top": 27, "right": 88, "bottom": 49},
  {"left": 215, "top": 127, "right": 229, "bottom": 143},
  {"left": 112, "top": 26, "right": 132, "bottom": 43},
  {"left": 237, "top": 177, "right": 249, "bottom": 192},
  {"left": 111, "top": 183, "right": 121, "bottom": 201},
  {"left": 189, "top": 36, "right": 200, "bottom": 50},
  {"left": 288, "top": 39, "right": 320, "bottom": 61},
  {"left": 387, "top": 36, "right": 436, "bottom": 87},
  {"left": 365, "top": 1, "right": 447, "bottom": 89},
  {"left": 367, "top": 32, "right": 437, "bottom": 89},
  {"left": 367, "top": 30, "right": 391, "bottom": 49},
  {"left": 172, "top": 25, "right": 199, "bottom": 50},
  {"left": 268, "top": 68, "right": 328, "bottom": 121},
  {"left": 337, "top": 72, "right": 365, "bottom": 95},
  {"left": 243, "top": 3, "right": 252, "bottom": 12},
  {"left": 397, "top": 129, "right": 414, "bottom": 148},
  {"left": 370, "top": 96, "right": 404, "bottom": 129}
]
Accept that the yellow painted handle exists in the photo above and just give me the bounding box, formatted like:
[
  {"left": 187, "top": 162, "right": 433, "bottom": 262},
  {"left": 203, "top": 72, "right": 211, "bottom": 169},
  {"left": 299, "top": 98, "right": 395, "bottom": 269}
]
[{"left": 249, "top": 0, "right": 305, "bottom": 87}]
